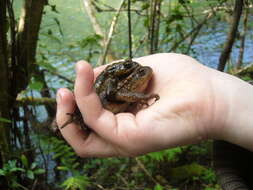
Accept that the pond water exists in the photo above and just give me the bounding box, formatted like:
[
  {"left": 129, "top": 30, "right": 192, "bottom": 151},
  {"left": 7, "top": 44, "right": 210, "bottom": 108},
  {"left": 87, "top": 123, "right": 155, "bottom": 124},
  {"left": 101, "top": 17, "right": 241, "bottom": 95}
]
[{"left": 192, "top": 18, "right": 253, "bottom": 68}]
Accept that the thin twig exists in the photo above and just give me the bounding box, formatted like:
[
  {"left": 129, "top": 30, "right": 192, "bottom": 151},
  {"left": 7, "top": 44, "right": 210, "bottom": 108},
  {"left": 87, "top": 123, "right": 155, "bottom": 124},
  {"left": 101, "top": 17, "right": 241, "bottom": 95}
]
[
  {"left": 134, "top": 157, "right": 159, "bottom": 185},
  {"left": 117, "top": 173, "right": 130, "bottom": 189},
  {"left": 168, "top": 12, "right": 213, "bottom": 52},
  {"left": 127, "top": 0, "right": 132, "bottom": 59},
  {"left": 184, "top": 21, "right": 204, "bottom": 54},
  {"left": 42, "top": 69, "right": 74, "bottom": 83}
]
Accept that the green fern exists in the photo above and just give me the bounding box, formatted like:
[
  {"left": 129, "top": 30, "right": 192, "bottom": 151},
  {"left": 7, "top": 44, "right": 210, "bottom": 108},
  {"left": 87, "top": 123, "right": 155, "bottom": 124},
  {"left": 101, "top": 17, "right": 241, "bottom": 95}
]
[{"left": 61, "top": 175, "right": 90, "bottom": 190}]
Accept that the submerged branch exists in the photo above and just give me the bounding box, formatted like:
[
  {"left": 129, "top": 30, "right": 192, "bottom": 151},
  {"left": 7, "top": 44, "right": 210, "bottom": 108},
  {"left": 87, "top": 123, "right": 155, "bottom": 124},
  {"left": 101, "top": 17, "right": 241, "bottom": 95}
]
[{"left": 16, "top": 97, "right": 56, "bottom": 106}]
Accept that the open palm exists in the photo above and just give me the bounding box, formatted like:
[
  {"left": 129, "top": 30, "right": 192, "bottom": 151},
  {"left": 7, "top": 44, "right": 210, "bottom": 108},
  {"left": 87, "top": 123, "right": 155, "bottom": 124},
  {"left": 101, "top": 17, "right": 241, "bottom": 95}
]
[{"left": 56, "top": 53, "right": 219, "bottom": 157}]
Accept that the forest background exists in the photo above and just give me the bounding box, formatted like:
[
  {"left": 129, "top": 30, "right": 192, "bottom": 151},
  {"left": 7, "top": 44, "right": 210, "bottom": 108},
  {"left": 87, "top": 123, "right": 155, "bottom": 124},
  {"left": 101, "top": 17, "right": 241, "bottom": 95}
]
[{"left": 0, "top": 0, "right": 252, "bottom": 189}]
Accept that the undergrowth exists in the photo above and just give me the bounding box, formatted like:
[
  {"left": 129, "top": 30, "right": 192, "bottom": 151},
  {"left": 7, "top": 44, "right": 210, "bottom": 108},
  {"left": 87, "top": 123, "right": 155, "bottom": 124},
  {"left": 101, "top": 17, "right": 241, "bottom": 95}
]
[{"left": 40, "top": 136, "right": 219, "bottom": 190}]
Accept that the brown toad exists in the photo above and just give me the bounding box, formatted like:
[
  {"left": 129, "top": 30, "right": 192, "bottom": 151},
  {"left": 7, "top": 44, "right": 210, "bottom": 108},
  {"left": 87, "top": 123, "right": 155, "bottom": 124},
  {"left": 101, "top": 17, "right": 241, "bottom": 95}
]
[{"left": 60, "top": 59, "right": 159, "bottom": 129}]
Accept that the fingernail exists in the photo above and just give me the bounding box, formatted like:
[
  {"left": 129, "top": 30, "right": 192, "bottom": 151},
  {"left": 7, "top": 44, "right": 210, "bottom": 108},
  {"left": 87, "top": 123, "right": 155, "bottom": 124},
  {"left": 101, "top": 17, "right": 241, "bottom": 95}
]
[
  {"left": 75, "top": 61, "right": 87, "bottom": 73},
  {"left": 75, "top": 61, "right": 82, "bottom": 73},
  {"left": 56, "top": 90, "right": 62, "bottom": 103}
]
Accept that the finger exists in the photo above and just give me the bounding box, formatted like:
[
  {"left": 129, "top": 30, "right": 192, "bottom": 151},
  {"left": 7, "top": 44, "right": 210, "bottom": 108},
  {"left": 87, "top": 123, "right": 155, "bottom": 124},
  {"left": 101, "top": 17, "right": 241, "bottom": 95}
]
[
  {"left": 56, "top": 88, "right": 88, "bottom": 141},
  {"left": 74, "top": 61, "right": 119, "bottom": 140},
  {"left": 74, "top": 61, "right": 105, "bottom": 124},
  {"left": 56, "top": 88, "right": 76, "bottom": 129},
  {"left": 56, "top": 88, "right": 118, "bottom": 157}
]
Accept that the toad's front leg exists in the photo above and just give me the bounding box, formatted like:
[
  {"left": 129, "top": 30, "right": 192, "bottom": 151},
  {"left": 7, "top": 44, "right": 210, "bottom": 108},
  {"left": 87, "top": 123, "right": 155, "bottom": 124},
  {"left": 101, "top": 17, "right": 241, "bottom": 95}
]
[{"left": 115, "top": 91, "right": 159, "bottom": 105}]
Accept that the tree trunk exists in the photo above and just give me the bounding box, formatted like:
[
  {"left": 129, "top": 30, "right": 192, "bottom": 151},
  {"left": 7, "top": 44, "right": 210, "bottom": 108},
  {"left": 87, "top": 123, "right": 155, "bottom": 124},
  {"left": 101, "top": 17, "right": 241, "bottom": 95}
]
[
  {"left": 217, "top": 0, "right": 243, "bottom": 71},
  {"left": 236, "top": 4, "right": 249, "bottom": 68},
  {"left": 149, "top": 0, "right": 161, "bottom": 54},
  {"left": 0, "top": 0, "right": 11, "bottom": 165},
  {"left": 14, "top": 0, "right": 47, "bottom": 97},
  {"left": 0, "top": 0, "right": 47, "bottom": 174}
]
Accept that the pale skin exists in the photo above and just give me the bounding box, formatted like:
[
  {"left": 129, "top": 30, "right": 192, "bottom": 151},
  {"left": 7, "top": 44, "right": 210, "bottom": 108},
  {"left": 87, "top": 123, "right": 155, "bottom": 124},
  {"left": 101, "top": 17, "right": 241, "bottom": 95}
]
[{"left": 56, "top": 53, "right": 253, "bottom": 157}]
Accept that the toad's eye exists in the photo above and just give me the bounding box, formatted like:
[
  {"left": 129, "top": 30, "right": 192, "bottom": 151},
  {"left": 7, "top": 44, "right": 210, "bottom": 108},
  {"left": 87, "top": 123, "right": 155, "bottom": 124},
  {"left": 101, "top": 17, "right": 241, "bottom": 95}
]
[
  {"left": 107, "top": 65, "right": 118, "bottom": 73},
  {"left": 137, "top": 68, "right": 147, "bottom": 76}
]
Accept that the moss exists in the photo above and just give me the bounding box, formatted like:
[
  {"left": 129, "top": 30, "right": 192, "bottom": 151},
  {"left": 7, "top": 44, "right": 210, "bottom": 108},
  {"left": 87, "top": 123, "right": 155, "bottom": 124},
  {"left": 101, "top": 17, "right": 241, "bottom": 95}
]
[{"left": 168, "top": 163, "right": 207, "bottom": 181}]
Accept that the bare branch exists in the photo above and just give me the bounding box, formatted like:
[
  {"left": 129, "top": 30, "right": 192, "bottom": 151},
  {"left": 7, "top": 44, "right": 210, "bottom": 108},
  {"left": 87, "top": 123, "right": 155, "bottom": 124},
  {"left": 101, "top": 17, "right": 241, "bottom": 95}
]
[
  {"left": 42, "top": 69, "right": 74, "bottom": 84},
  {"left": 82, "top": 0, "right": 117, "bottom": 64},
  {"left": 82, "top": 0, "right": 105, "bottom": 47},
  {"left": 98, "top": 0, "right": 126, "bottom": 66},
  {"left": 169, "top": 12, "right": 213, "bottom": 52},
  {"left": 231, "top": 64, "right": 253, "bottom": 77}
]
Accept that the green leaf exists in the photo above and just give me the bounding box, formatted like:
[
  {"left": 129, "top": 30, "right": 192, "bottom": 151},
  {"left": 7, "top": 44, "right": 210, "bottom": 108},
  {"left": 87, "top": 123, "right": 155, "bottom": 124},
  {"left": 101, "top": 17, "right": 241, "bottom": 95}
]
[
  {"left": 167, "top": 147, "right": 182, "bottom": 161},
  {"left": 21, "top": 155, "right": 29, "bottom": 168},
  {"left": 8, "top": 160, "right": 17, "bottom": 168},
  {"left": 53, "top": 151, "right": 64, "bottom": 159},
  {"left": 29, "top": 81, "right": 44, "bottom": 91},
  {"left": 141, "top": 3, "right": 150, "bottom": 10},
  {"left": 10, "top": 181, "right": 28, "bottom": 190},
  {"left": 27, "top": 170, "right": 34, "bottom": 180},
  {"left": 78, "top": 34, "right": 102, "bottom": 48},
  {"left": 148, "top": 151, "right": 164, "bottom": 161},
  {"left": 72, "top": 162, "right": 80, "bottom": 169},
  {"left": 0, "top": 117, "right": 11, "bottom": 123},
  {"left": 10, "top": 167, "right": 25, "bottom": 173},
  {"left": 154, "top": 184, "right": 164, "bottom": 190},
  {"left": 34, "top": 169, "right": 45, "bottom": 175},
  {"left": 57, "top": 166, "right": 69, "bottom": 171},
  {"left": 0, "top": 169, "right": 6, "bottom": 176},
  {"left": 37, "top": 61, "right": 57, "bottom": 72},
  {"left": 31, "top": 162, "right": 37, "bottom": 170},
  {"left": 50, "top": 4, "right": 59, "bottom": 13},
  {"left": 61, "top": 175, "right": 90, "bottom": 190}
]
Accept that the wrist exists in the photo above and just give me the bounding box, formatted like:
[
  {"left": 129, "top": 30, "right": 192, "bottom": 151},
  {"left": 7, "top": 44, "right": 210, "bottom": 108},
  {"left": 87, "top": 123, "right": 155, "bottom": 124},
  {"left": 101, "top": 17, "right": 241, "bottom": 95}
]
[{"left": 211, "top": 71, "right": 253, "bottom": 151}]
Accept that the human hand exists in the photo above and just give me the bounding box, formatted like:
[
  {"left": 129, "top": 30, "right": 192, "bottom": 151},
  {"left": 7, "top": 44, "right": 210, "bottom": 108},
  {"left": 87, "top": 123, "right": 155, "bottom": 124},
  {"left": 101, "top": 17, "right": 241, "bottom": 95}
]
[{"left": 56, "top": 53, "right": 253, "bottom": 157}]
